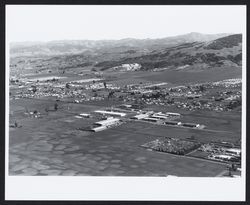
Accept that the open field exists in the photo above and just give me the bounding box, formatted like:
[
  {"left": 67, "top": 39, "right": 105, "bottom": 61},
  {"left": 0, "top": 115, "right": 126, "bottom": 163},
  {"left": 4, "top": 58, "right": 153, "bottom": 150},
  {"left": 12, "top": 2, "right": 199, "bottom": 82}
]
[
  {"left": 136, "top": 68, "right": 241, "bottom": 85},
  {"left": 9, "top": 98, "right": 238, "bottom": 176}
]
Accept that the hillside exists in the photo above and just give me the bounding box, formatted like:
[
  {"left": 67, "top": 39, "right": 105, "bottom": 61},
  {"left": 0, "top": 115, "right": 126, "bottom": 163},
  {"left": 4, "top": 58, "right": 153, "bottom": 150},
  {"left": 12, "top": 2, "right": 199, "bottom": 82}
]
[
  {"left": 96, "top": 34, "right": 242, "bottom": 71},
  {"left": 10, "top": 32, "right": 231, "bottom": 57},
  {"left": 9, "top": 33, "right": 241, "bottom": 74}
]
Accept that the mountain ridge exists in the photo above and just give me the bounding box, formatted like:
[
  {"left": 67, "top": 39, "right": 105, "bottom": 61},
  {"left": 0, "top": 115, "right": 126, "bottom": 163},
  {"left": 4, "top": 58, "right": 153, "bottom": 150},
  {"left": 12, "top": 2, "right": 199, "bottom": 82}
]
[
  {"left": 10, "top": 32, "right": 233, "bottom": 57},
  {"left": 9, "top": 33, "right": 242, "bottom": 74}
]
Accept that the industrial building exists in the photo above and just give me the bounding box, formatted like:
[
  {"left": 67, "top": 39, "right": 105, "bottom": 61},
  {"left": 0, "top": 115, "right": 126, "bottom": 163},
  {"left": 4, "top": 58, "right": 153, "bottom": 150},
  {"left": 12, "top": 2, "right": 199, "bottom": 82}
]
[
  {"left": 131, "top": 113, "right": 149, "bottom": 120},
  {"left": 182, "top": 122, "right": 200, "bottom": 128},
  {"left": 94, "top": 110, "right": 126, "bottom": 117},
  {"left": 79, "top": 113, "right": 90, "bottom": 118},
  {"left": 225, "top": 148, "right": 241, "bottom": 156},
  {"left": 120, "top": 104, "right": 132, "bottom": 108},
  {"left": 165, "top": 121, "right": 182, "bottom": 126},
  {"left": 154, "top": 112, "right": 169, "bottom": 116},
  {"left": 94, "top": 118, "right": 120, "bottom": 127},
  {"left": 212, "top": 154, "right": 238, "bottom": 162},
  {"left": 166, "top": 112, "right": 181, "bottom": 117},
  {"left": 151, "top": 114, "right": 169, "bottom": 120},
  {"left": 90, "top": 126, "right": 107, "bottom": 132},
  {"left": 142, "top": 117, "right": 159, "bottom": 122}
]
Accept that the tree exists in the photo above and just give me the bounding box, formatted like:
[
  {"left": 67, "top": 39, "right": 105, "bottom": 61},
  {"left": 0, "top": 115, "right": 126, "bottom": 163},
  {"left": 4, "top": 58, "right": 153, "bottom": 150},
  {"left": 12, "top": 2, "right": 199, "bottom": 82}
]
[
  {"left": 31, "top": 86, "right": 37, "bottom": 93},
  {"left": 103, "top": 82, "right": 107, "bottom": 89},
  {"left": 54, "top": 103, "right": 58, "bottom": 111},
  {"left": 108, "top": 91, "right": 114, "bottom": 99},
  {"left": 65, "top": 83, "right": 70, "bottom": 89},
  {"left": 228, "top": 166, "right": 232, "bottom": 177},
  {"left": 198, "top": 85, "right": 205, "bottom": 92},
  {"left": 190, "top": 135, "right": 195, "bottom": 140}
]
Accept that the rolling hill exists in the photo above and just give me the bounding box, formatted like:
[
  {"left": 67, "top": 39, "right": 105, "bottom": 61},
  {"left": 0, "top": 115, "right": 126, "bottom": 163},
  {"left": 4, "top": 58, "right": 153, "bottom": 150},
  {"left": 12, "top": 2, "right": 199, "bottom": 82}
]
[
  {"left": 96, "top": 34, "right": 242, "bottom": 71},
  {"left": 9, "top": 33, "right": 242, "bottom": 74},
  {"left": 10, "top": 32, "right": 231, "bottom": 57}
]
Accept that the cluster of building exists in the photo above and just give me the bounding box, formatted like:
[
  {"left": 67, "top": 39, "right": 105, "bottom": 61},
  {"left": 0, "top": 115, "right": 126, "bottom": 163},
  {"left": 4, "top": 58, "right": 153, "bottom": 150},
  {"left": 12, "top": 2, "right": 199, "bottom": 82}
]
[
  {"left": 9, "top": 76, "right": 121, "bottom": 102},
  {"left": 88, "top": 117, "right": 123, "bottom": 132},
  {"left": 140, "top": 137, "right": 241, "bottom": 166},
  {"left": 78, "top": 104, "right": 204, "bottom": 133},
  {"left": 198, "top": 143, "right": 241, "bottom": 163},
  {"left": 111, "top": 63, "right": 142, "bottom": 71},
  {"left": 82, "top": 83, "right": 120, "bottom": 91},
  {"left": 77, "top": 109, "right": 128, "bottom": 132},
  {"left": 213, "top": 78, "right": 242, "bottom": 87},
  {"left": 10, "top": 69, "right": 242, "bottom": 115},
  {"left": 131, "top": 111, "right": 204, "bottom": 129}
]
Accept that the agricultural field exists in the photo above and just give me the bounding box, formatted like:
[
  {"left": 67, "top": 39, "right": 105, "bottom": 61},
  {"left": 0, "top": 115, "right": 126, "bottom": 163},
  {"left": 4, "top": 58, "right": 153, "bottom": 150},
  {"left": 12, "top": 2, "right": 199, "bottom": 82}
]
[{"left": 9, "top": 95, "right": 240, "bottom": 176}]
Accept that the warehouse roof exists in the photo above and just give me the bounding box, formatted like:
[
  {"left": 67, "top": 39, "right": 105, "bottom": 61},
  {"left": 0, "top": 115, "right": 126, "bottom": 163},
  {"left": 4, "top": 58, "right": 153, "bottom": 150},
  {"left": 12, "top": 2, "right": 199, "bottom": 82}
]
[
  {"left": 95, "top": 118, "right": 120, "bottom": 126},
  {"left": 94, "top": 110, "right": 126, "bottom": 117}
]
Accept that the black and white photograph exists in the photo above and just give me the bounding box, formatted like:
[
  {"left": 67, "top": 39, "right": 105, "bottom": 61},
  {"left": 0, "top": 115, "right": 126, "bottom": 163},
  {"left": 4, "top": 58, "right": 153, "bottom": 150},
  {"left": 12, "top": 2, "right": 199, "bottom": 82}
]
[{"left": 5, "top": 5, "right": 246, "bottom": 201}]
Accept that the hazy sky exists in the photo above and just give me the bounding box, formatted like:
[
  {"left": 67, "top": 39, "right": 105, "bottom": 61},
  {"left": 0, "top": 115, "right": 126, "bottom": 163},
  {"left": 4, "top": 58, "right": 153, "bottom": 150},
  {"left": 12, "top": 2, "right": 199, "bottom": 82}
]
[{"left": 6, "top": 5, "right": 246, "bottom": 42}]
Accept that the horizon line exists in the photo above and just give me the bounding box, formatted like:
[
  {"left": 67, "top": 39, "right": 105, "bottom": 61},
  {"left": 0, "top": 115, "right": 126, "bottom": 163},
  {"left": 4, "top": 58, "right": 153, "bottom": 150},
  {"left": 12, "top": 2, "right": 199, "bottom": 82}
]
[{"left": 9, "top": 32, "right": 239, "bottom": 44}]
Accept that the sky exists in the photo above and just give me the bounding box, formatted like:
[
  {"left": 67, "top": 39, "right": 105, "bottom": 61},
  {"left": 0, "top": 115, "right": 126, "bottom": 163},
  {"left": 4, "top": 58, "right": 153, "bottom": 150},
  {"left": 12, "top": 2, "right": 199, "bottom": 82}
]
[{"left": 6, "top": 5, "right": 246, "bottom": 42}]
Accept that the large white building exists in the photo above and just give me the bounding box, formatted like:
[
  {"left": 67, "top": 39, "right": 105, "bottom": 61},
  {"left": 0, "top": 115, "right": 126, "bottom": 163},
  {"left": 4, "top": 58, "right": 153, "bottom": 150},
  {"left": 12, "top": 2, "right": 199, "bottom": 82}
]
[
  {"left": 225, "top": 148, "right": 241, "bottom": 156},
  {"left": 131, "top": 113, "right": 149, "bottom": 120},
  {"left": 94, "top": 118, "right": 120, "bottom": 126},
  {"left": 151, "top": 114, "right": 169, "bottom": 120},
  {"left": 166, "top": 112, "right": 181, "bottom": 117},
  {"left": 94, "top": 110, "right": 126, "bottom": 117},
  {"left": 90, "top": 126, "right": 107, "bottom": 132}
]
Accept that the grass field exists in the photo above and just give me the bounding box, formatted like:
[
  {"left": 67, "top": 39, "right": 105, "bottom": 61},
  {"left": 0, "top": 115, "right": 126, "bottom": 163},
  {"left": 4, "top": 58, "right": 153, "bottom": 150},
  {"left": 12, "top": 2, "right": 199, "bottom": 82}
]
[
  {"left": 9, "top": 98, "right": 234, "bottom": 176},
  {"left": 135, "top": 67, "right": 241, "bottom": 84}
]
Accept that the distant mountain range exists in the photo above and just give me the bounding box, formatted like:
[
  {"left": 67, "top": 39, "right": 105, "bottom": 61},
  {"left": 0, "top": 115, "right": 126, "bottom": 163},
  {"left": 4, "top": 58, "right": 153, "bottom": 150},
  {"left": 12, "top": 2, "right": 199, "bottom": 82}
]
[
  {"left": 9, "top": 32, "right": 242, "bottom": 72},
  {"left": 10, "top": 32, "right": 232, "bottom": 57},
  {"left": 98, "top": 34, "right": 242, "bottom": 71}
]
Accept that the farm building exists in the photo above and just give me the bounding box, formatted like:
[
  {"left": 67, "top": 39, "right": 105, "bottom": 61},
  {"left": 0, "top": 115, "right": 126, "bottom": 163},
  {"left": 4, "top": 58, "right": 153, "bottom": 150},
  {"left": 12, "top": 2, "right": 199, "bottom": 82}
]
[
  {"left": 94, "top": 118, "right": 120, "bottom": 126},
  {"left": 131, "top": 113, "right": 149, "bottom": 120},
  {"left": 94, "top": 110, "right": 126, "bottom": 117}
]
